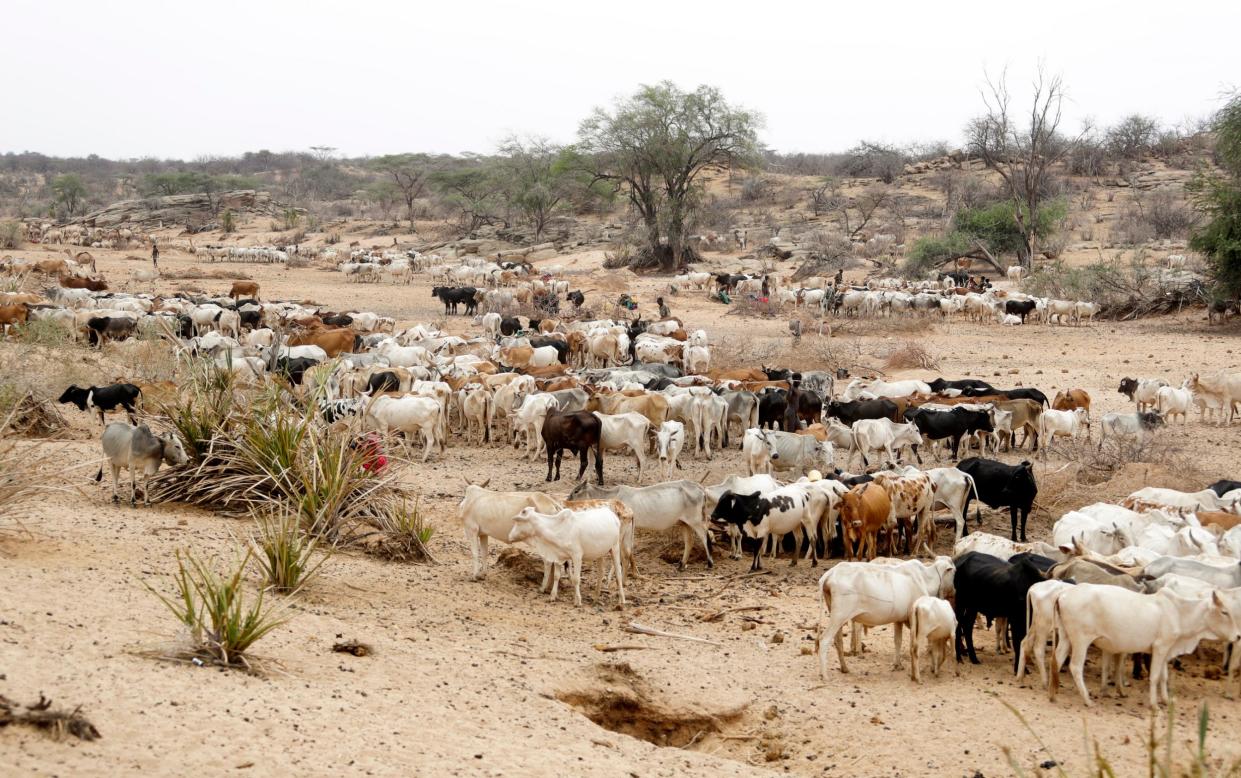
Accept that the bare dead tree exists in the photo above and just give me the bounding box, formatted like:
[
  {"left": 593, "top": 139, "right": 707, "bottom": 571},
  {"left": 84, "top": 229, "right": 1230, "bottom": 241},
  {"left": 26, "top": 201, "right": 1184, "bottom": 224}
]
[{"left": 967, "top": 67, "right": 1087, "bottom": 267}]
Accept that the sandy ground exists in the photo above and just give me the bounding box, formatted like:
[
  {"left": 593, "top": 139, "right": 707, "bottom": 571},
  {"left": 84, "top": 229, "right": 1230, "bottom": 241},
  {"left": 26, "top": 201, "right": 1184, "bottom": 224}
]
[{"left": 4, "top": 236, "right": 1241, "bottom": 777}]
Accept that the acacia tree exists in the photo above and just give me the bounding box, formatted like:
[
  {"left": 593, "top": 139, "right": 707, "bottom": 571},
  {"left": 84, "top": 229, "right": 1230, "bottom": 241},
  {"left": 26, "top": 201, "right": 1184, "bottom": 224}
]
[
  {"left": 370, "top": 154, "right": 434, "bottom": 229},
  {"left": 967, "top": 68, "right": 1085, "bottom": 267},
  {"left": 51, "top": 173, "right": 87, "bottom": 217},
  {"left": 496, "top": 136, "right": 573, "bottom": 241},
  {"left": 430, "top": 164, "right": 504, "bottom": 235},
  {"left": 576, "top": 82, "right": 761, "bottom": 271}
]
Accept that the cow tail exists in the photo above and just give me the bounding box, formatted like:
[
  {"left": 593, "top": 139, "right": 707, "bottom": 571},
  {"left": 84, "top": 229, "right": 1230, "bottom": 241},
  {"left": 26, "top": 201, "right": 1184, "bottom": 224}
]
[
  {"left": 1048, "top": 599, "right": 1062, "bottom": 700},
  {"left": 94, "top": 466, "right": 103, "bottom": 482}
]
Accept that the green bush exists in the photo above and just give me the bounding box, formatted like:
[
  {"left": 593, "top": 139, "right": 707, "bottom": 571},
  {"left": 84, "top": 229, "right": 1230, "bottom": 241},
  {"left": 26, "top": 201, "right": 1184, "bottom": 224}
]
[
  {"left": 221, "top": 210, "right": 237, "bottom": 233},
  {"left": 145, "top": 548, "right": 290, "bottom": 670},
  {"left": 250, "top": 508, "right": 328, "bottom": 594}
]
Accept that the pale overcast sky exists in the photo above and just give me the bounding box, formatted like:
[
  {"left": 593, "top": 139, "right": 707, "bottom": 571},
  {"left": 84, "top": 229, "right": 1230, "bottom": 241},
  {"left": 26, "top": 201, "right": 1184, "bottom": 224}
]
[{"left": 5, "top": 0, "right": 1237, "bottom": 160}]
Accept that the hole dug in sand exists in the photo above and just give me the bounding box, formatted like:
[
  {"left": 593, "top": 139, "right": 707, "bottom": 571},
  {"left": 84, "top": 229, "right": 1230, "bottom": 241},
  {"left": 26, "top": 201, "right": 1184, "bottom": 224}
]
[{"left": 555, "top": 662, "right": 747, "bottom": 748}]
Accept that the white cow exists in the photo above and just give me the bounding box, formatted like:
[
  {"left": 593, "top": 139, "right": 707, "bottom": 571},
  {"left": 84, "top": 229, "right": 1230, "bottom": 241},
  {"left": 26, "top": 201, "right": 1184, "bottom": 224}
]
[
  {"left": 655, "top": 421, "right": 685, "bottom": 480},
  {"left": 851, "top": 418, "right": 923, "bottom": 468},
  {"left": 1098, "top": 411, "right": 1163, "bottom": 447},
  {"left": 1039, "top": 407, "right": 1090, "bottom": 447},
  {"left": 1154, "top": 384, "right": 1193, "bottom": 424},
  {"left": 841, "top": 378, "right": 932, "bottom": 401},
  {"left": 742, "top": 428, "right": 833, "bottom": 476},
  {"left": 568, "top": 480, "right": 711, "bottom": 572},
  {"left": 593, "top": 411, "right": 651, "bottom": 481},
  {"left": 459, "top": 484, "right": 562, "bottom": 581},
  {"left": 1051, "top": 584, "right": 1241, "bottom": 706},
  {"left": 511, "top": 394, "right": 558, "bottom": 459},
  {"left": 508, "top": 506, "right": 627, "bottom": 607},
  {"left": 1052, "top": 510, "right": 1135, "bottom": 555},
  {"left": 363, "top": 395, "right": 444, "bottom": 462},
  {"left": 1125, "top": 487, "right": 1240, "bottom": 514},
  {"left": 908, "top": 595, "right": 959, "bottom": 682},
  {"left": 1015, "top": 579, "right": 1076, "bottom": 688},
  {"left": 816, "top": 557, "right": 956, "bottom": 678}
]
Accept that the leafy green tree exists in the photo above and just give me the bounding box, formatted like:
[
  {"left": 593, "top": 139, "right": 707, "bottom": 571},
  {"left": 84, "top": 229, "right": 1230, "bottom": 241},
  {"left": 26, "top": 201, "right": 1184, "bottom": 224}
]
[
  {"left": 141, "top": 171, "right": 214, "bottom": 196},
  {"left": 364, "top": 180, "right": 402, "bottom": 220},
  {"left": 51, "top": 173, "right": 88, "bottom": 217},
  {"left": 496, "top": 137, "right": 574, "bottom": 241},
  {"left": 967, "top": 68, "right": 1084, "bottom": 267},
  {"left": 575, "top": 81, "right": 762, "bottom": 271},
  {"left": 1190, "top": 94, "right": 1241, "bottom": 296},
  {"left": 903, "top": 199, "right": 1065, "bottom": 277},
  {"left": 370, "top": 154, "right": 435, "bottom": 229},
  {"left": 430, "top": 165, "right": 503, "bottom": 234}
]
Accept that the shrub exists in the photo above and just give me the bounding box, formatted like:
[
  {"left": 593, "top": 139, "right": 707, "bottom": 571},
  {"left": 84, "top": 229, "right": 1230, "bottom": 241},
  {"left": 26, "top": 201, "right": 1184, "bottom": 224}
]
[
  {"left": 1145, "top": 190, "right": 1197, "bottom": 239},
  {"left": 360, "top": 496, "right": 435, "bottom": 562},
  {"left": 145, "top": 548, "right": 290, "bottom": 670},
  {"left": 282, "top": 209, "right": 301, "bottom": 230},
  {"left": 882, "top": 341, "right": 939, "bottom": 370},
  {"left": 0, "top": 220, "right": 22, "bottom": 249},
  {"left": 250, "top": 508, "right": 329, "bottom": 594},
  {"left": 14, "top": 317, "right": 73, "bottom": 347},
  {"left": 221, "top": 210, "right": 237, "bottom": 233}
]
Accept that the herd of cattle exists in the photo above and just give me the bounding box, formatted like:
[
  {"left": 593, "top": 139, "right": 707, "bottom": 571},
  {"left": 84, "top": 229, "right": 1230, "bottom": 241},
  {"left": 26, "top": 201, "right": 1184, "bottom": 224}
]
[{"left": 7, "top": 245, "right": 1241, "bottom": 710}]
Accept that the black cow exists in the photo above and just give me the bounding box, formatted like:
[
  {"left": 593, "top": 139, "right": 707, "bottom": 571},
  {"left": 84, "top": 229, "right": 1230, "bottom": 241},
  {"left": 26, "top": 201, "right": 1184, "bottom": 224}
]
[
  {"left": 758, "top": 389, "right": 788, "bottom": 430},
  {"left": 499, "top": 316, "right": 522, "bottom": 336},
  {"left": 942, "top": 271, "right": 970, "bottom": 286},
  {"left": 57, "top": 383, "right": 141, "bottom": 424},
  {"left": 86, "top": 316, "right": 137, "bottom": 347},
  {"left": 567, "top": 290, "right": 585, "bottom": 308},
  {"left": 1208, "top": 479, "right": 1241, "bottom": 497},
  {"left": 321, "top": 313, "right": 353, "bottom": 327},
  {"left": 997, "top": 387, "right": 1049, "bottom": 406},
  {"left": 175, "top": 314, "right": 195, "bottom": 339},
  {"left": 431, "top": 286, "right": 478, "bottom": 315},
  {"left": 956, "top": 457, "right": 1038, "bottom": 542},
  {"left": 1004, "top": 299, "right": 1037, "bottom": 323},
  {"left": 762, "top": 367, "right": 794, "bottom": 381},
  {"left": 952, "top": 551, "right": 1049, "bottom": 669},
  {"left": 783, "top": 386, "right": 822, "bottom": 431},
  {"left": 710, "top": 490, "right": 818, "bottom": 570},
  {"left": 541, "top": 411, "right": 604, "bottom": 484},
  {"left": 366, "top": 371, "right": 403, "bottom": 395},
  {"left": 928, "top": 377, "right": 996, "bottom": 395},
  {"left": 904, "top": 406, "right": 993, "bottom": 459},
  {"left": 238, "top": 308, "right": 263, "bottom": 330},
  {"left": 825, "top": 398, "right": 899, "bottom": 425},
  {"left": 275, "top": 357, "right": 319, "bottom": 386},
  {"left": 1117, "top": 377, "right": 1138, "bottom": 401}
]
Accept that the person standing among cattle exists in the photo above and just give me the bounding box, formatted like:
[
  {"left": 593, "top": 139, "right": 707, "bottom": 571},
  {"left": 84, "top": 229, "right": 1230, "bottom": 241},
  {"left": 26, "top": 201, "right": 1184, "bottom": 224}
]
[{"left": 150, "top": 238, "right": 159, "bottom": 269}]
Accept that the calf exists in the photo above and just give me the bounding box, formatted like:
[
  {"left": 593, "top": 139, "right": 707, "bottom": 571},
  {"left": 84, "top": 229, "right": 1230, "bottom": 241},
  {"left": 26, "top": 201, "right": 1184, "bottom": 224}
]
[
  {"left": 1016, "top": 579, "right": 1076, "bottom": 688},
  {"left": 870, "top": 471, "right": 936, "bottom": 554},
  {"left": 1117, "top": 377, "right": 1168, "bottom": 412},
  {"left": 952, "top": 550, "right": 1048, "bottom": 669},
  {"left": 58, "top": 382, "right": 141, "bottom": 424},
  {"left": 229, "top": 280, "right": 260, "bottom": 299},
  {"left": 508, "top": 506, "right": 626, "bottom": 607},
  {"left": 909, "top": 596, "right": 959, "bottom": 682},
  {"left": 852, "top": 418, "right": 923, "bottom": 467},
  {"left": 86, "top": 316, "right": 136, "bottom": 347},
  {"left": 1038, "top": 407, "right": 1090, "bottom": 447},
  {"left": 1052, "top": 388, "right": 1092, "bottom": 417},
  {"left": 541, "top": 410, "right": 604, "bottom": 484},
  {"left": 956, "top": 457, "right": 1037, "bottom": 542},
  {"left": 1098, "top": 411, "right": 1164, "bottom": 448},
  {"left": 93, "top": 422, "right": 189, "bottom": 506},
  {"left": 364, "top": 395, "right": 444, "bottom": 462}
]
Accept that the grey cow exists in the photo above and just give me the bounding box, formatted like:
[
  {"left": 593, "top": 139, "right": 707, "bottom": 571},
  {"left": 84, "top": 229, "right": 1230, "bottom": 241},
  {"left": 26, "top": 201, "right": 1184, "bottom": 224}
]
[{"left": 95, "top": 422, "right": 189, "bottom": 506}]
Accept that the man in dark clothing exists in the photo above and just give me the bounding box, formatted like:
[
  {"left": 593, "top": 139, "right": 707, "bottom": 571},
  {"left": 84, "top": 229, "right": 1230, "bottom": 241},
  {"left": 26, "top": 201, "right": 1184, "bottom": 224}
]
[{"left": 151, "top": 239, "right": 159, "bottom": 269}]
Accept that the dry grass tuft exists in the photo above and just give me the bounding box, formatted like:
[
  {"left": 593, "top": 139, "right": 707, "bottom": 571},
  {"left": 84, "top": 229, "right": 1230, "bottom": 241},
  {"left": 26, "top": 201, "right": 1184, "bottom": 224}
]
[
  {"left": 1035, "top": 436, "right": 1202, "bottom": 517},
  {"left": 882, "top": 340, "right": 939, "bottom": 371},
  {"left": 0, "top": 695, "right": 101, "bottom": 741},
  {"left": 0, "top": 391, "right": 68, "bottom": 438}
]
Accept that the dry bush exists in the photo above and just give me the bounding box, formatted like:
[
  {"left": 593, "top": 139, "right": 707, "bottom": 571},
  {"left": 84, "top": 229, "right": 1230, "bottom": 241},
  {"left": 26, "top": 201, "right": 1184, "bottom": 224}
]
[
  {"left": 162, "top": 266, "right": 252, "bottom": 281},
  {"left": 1035, "top": 435, "right": 1202, "bottom": 517},
  {"left": 882, "top": 340, "right": 939, "bottom": 371},
  {"left": 0, "top": 221, "right": 22, "bottom": 250}
]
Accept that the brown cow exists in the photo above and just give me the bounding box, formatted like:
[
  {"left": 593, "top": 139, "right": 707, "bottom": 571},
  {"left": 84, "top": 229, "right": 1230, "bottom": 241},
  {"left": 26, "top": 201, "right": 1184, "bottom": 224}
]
[
  {"left": 35, "top": 259, "right": 68, "bottom": 275},
  {"left": 839, "top": 482, "right": 891, "bottom": 561},
  {"left": 1052, "top": 388, "right": 1091, "bottom": 417},
  {"left": 287, "top": 327, "right": 356, "bottom": 357},
  {"left": 795, "top": 423, "right": 828, "bottom": 442},
  {"left": 586, "top": 392, "right": 669, "bottom": 428},
  {"left": 523, "top": 364, "right": 571, "bottom": 378},
  {"left": 0, "top": 303, "right": 29, "bottom": 336},
  {"left": 708, "top": 368, "right": 767, "bottom": 382},
  {"left": 230, "top": 281, "right": 260, "bottom": 299},
  {"left": 59, "top": 275, "right": 108, "bottom": 292},
  {"left": 1198, "top": 510, "right": 1241, "bottom": 533}
]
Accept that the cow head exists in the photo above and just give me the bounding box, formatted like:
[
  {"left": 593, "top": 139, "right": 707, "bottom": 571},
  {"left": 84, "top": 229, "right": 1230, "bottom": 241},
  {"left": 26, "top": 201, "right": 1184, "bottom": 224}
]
[
  {"left": 1117, "top": 377, "right": 1138, "bottom": 400},
  {"left": 57, "top": 385, "right": 90, "bottom": 410},
  {"left": 1138, "top": 411, "right": 1165, "bottom": 430},
  {"left": 710, "top": 490, "right": 764, "bottom": 530},
  {"left": 160, "top": 434, "right": 190, "bottom": 467}
]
